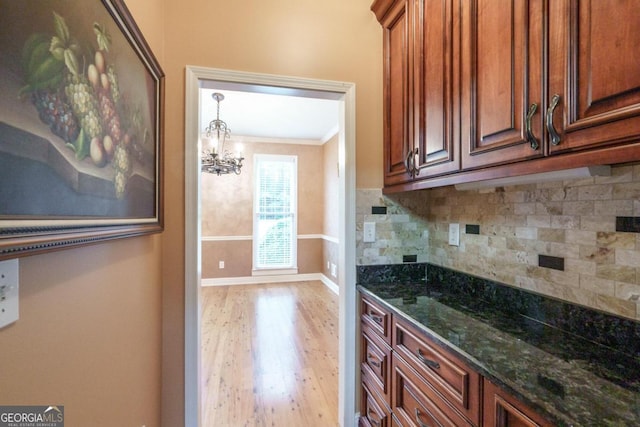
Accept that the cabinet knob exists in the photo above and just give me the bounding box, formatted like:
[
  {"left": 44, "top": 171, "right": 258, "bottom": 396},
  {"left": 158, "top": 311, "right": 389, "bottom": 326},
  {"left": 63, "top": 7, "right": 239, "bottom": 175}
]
[
  {"left": 525, "top": 103, "right": 539, "bottom": 150},
  {"left": 546, "top": 94, "right": 562, "bottom": 145},
  {"left": 413, "top": 147, "right": 420, "bottom": 176}
]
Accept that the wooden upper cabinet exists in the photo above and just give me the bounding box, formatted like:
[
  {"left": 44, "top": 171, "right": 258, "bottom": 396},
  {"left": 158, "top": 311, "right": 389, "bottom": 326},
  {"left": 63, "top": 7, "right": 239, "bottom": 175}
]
[
  {"left": 413, "top": 0, "right": 458, "bottom": 177},
  {"left": 460, "top": 0, "right": 544, "bottom": 170},
  {"left": 547, "top": 0, "right": 640, "bottom": 154},
  {"left": 373, "top": 0, "right": 458, "bottom": 186},
  {"left": 373, "top": 0, "right": 413, "bottom": 186}
]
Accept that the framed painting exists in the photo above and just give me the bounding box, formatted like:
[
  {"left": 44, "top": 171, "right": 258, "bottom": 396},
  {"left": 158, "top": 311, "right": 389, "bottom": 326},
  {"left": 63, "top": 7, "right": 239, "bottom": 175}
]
[{"left": 0, "top": 0, "right": 164, "bottom": 259}]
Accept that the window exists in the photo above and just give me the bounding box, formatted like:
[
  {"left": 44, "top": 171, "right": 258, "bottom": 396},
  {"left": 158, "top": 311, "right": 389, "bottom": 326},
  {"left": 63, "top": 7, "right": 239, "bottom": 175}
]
[{"left": 253, "top": 154, "right": 297, "bottom": 274}]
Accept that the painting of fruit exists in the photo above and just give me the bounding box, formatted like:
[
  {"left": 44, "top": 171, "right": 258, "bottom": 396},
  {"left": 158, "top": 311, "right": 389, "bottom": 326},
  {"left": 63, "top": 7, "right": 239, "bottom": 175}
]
[{"left": 0, "top": 0, "right": 164, "bottom": 258}]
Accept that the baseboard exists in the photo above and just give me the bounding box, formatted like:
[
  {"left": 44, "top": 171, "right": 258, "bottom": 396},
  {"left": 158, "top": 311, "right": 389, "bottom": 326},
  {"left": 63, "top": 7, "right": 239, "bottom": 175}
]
[
  {"left": 319, "top": 274, "right": 339, "bottom": 295},
  {"left": 202, "top": 272, "right": 339, "bottom": 295}
]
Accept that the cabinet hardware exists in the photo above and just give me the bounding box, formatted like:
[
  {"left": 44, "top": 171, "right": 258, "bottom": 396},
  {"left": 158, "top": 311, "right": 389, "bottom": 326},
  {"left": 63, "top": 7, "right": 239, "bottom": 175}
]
[
  {"left": 417, "top": 348, "right": 440, "bottom": 369},
  {"left": 413, "top": 147, "right": 420, "bottom": 175},
  {"left": 367, "top": 353, "right": 381, "bottom": 368},
  {"left": 368, "top": 408, "right": 381, "bottom": 426},
  {"left": 546, "top": 94, "right": 561, "bottom": 145},
  {"left": 405, "top": 150, "right": 414, "bottom": 175},
  {"left": 415, "top": 408, "right": 432, "bottom": 427},
  {"left": 525, "top": 103, "right": 539, "bottom": 150},
  {"left": 370, "top": 314, "right": 383, "bottom": 324}
]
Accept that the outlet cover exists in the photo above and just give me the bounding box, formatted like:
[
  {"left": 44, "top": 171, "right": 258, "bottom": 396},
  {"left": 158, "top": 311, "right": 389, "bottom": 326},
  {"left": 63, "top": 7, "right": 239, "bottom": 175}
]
[
  {"left": 363, "top": 222, "right": 376, "bottom": 243},
  {"left": 448, "top": 223, "right": 460, "bottom": 246},
  {"left": 0, "top": 259, "right": 19, "bottom": 329}
]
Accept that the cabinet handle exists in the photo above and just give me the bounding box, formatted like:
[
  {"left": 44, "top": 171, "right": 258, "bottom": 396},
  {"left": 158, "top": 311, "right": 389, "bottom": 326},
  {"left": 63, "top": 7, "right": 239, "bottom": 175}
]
[
  {"left": 367, "top": 408, "right": 381, "bottom": 426},
  {"left": 417, "top": 348, "right": 440, "bottom": 369},
  {"left": 525, "top": 103, "right": 539, "bottom": 150},
  {"left": 367, "top": 353, "right": 381, "bottom": 368},
  {"left": 546, "top": 94, "right": 562, "bottom": 145},
  {"left": 415, "top": 408, "right": 433, "bottom": 427},
  {"left": 404, "top": 150, "right": 414, "bottom": 175},
  {"left": 370, "top": 314, "right": 383, "bottom": 324},
  {"left": 413, "top": 147, "right": 420, "bottom": 176}
]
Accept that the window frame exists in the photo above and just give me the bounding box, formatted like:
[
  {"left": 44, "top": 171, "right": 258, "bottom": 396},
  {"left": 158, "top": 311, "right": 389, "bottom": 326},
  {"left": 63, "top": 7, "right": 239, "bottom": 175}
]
[{"left": 252, "top": 153, "right": 298, "bottom": 275}]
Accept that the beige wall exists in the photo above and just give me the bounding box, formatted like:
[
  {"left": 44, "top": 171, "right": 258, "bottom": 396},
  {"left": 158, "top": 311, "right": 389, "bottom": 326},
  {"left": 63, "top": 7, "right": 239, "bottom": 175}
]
[
  {"left": 357, "top": 163, "right": 640, "bottom": 321},
  {"left": 201, "top": 140, "right": 326, "bottom": 278},
  {"left": 0, "top": 1, "right": 165, "bottom": 425},
  {"left": 323, "top": 133, "right": 340, "bottom": 286}
]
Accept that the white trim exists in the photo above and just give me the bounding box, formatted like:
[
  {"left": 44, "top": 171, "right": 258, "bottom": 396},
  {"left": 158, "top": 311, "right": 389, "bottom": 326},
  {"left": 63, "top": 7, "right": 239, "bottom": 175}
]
[
  {"left": 321, "top": 124, "right": 340, "bottom": 144},
  {"left": 231, "top": 135, "right": 327, "bottom": 146},
  {"left": 322, "top": 234, "right": 340, "bottom": 244},
  {"left": 184, "top": 66, "right": 202, "bottom": 427},
  {"left": 185, "top": 66, "right": 357, "bottom": 427},
  {"left": 252, "top": 268, "right": 298, "bottom": 276},
  {"left": 320, "top": 274, "right": 340, "bottom": 295},
  {"left": 202, "top": 272, "right": 337, "bottom": 289},
  {"left": 201, "top": 233, "right": 338, "bottom": 242},
  {"left": 201, "top": 235, "right": 252, "bottom": 241}
]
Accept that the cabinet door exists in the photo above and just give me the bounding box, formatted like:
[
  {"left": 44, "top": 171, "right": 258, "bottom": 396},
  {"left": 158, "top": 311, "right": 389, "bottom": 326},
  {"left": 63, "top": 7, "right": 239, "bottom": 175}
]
[
  {"left": 413, "top": 0, "right": 459, "bottom": 177},
  {"left": 547, "top": 0, "right": 640, "bottom": 154},
  {"left": 483, "top": 379, "right": 553, "bottom": 427},
  {"left": 460, "top": 0, "right": 544, "bottom": 170},
  {"left": 376, "top": 0, "right": 415, "bottom": 186}
]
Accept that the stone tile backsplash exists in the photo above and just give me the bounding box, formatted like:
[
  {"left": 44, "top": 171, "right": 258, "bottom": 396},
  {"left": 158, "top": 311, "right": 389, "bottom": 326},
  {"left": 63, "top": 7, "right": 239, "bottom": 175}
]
[{"left": 356, "top": 163, "right": 640, "bottom": 320}]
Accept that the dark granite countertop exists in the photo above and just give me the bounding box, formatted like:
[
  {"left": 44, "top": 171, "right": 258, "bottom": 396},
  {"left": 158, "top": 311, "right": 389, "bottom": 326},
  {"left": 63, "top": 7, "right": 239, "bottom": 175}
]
[{"left": 358, "top": 264, "right": 640, "bottom": 427}]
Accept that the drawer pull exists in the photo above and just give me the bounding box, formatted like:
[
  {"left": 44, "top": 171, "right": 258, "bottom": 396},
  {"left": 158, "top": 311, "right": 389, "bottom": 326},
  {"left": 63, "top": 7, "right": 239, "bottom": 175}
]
[
  {"left": 415, "top": 408, "right": 433, "bottom": 427},
  {"left": 370, "top": 314, "right": 383, "bottom": 324},
  {"left": 367, "top": 353, "right": 381, "bottom": 368},
  {"left": 368, "top": 408, "right": 381, "bottom": 426},
  {"left": 417, "top": 349, "right": 440, "bottom": 369}
]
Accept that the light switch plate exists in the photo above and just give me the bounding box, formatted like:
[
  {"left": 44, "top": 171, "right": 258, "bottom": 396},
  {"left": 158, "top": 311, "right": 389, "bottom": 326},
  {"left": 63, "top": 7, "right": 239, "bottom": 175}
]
[
  {"left": 0, "top": 259, "right": 19, "bottom": 329},
  {"left": 363, "top": 222, "right": 376, "bottom": 243},
  {"left": 448, "top": 223, "right": 460, "bottom": 246}
]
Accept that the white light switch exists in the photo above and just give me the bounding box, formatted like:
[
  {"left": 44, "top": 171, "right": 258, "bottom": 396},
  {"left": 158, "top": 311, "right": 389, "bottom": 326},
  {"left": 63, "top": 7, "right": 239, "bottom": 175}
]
[
  {"left": 0, "top": 259, "right": 19, "bottom": 329},
  {"left": 363, "top": 222, "right": 376, "bottom": 243},
  {"left": 448, "top": 223, "right": 460, "bottom": 246}
]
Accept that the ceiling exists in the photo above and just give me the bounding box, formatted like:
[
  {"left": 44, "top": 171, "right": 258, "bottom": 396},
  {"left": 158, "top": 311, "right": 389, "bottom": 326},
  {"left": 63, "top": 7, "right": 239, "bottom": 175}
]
[{"left": 199, "top": 87, "right": 341, "bottom": 143}]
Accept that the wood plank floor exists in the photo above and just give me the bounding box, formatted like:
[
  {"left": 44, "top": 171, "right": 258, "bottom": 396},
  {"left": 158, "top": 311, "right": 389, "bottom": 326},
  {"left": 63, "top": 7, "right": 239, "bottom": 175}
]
[{"left": 201, "top": 281, "right": 339, "bottom": 426}]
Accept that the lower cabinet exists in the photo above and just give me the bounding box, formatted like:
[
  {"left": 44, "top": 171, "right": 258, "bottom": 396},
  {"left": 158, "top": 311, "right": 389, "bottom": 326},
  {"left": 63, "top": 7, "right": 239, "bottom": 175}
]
[
  {"left": 359, "top": 293, "right": 552, "bottom": 427},
  {"left": 483, "top": 379, "right": 553, "bottom": 427}
]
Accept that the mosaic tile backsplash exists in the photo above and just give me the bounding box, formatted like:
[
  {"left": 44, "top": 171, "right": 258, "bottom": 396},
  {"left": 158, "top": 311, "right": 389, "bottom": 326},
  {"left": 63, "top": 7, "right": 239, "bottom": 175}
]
[{"left": 356, "top": 163, "right": 640, "bottom": 320}]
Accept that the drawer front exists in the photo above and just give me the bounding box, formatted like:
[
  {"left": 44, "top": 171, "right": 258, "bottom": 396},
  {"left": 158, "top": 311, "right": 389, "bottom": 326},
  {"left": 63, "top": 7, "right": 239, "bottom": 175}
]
[
  {"left": 361, "top": 380, "right": 390, "bottom": 427},
  {"left": 362, "top": 327, "right": 392, "bottom": 401},
  {"left": 394, "top": 319, "right": 480, "bottom": 425},
  {"left": 392, "top": 355, "right": 473, "bottom": 427},
  {"left": 361, "top": 293, "right": 392, "bottom": 344}
]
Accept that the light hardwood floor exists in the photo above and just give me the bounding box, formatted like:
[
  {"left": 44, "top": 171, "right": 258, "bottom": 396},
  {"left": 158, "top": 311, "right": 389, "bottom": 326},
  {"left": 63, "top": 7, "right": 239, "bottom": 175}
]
[{"left": 201, "top": 281, "right": 339, "bottom": 426}]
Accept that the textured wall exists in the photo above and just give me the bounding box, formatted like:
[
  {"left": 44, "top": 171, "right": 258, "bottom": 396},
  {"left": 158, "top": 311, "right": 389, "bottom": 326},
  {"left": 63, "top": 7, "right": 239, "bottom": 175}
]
[{"left": 357, "top": 163, "right": 640, "bottom": 320}]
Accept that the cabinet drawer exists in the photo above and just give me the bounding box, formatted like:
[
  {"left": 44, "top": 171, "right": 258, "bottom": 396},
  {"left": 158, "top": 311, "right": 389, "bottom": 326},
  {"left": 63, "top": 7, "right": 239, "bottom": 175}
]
[
  {"left": 362, "top": 326, "right": 392, "bottom": 404},
  {"left": 483, "top": 378, "right": 553, "bottom": 427},
  {"left": 393, "top": 318, "right": 480, "bottom": 425},
  {"left": 361, "top": 293, "right": 392, "bottom": 345},
  {"left": 361, "top": 380, "right": 391, "bottom": 427},
  {"left": 392, "top": 354, "right": 473, "bottom": 427}
]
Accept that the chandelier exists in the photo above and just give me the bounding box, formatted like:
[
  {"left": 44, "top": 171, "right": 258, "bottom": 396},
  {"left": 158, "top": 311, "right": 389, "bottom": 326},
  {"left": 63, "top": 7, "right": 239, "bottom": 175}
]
[{"left": 201, "top": 92, "right": 244, "bottom": 175}]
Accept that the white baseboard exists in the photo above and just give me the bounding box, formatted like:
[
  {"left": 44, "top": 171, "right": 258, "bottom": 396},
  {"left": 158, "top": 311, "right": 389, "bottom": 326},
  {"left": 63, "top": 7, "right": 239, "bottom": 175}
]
[{"left": 202, "top": 273, "right": 340, "bottom": 295}]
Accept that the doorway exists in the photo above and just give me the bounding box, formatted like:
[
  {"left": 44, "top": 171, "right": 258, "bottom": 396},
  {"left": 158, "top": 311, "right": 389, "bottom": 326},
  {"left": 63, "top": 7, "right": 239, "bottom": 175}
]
[{"left": 184, "top": 66, "right": 357, "bottom": 426}]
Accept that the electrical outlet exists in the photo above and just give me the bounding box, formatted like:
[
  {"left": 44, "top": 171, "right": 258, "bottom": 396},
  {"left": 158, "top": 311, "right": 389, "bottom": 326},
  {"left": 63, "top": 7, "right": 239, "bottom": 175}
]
[
  {"left": 219, "top": 261, "right": 225, "bottom": 269},
  {"left": 0, "top": 259, "right": 19, "bottom": 329},
  {"left": 363, "top": 222, "right": 376, "bottom": 243},
  {"left": 330, "top": 263, "right": 337, "bottom": 277},
  {"left": 448, "top": 223, "right": 460, "bottom": 246}
]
